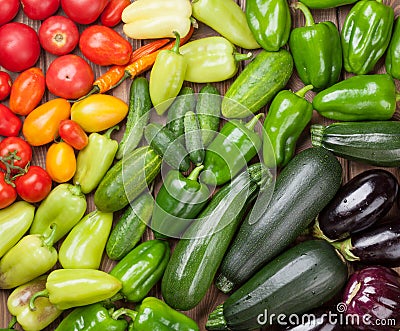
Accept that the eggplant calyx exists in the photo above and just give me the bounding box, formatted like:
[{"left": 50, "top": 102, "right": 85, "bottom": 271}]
[
  {"left": 312, "top": 218, "right": 335, "bottom": 243},
  {"left": 332, "top": 238, "right": 359, "bottom": 262}
]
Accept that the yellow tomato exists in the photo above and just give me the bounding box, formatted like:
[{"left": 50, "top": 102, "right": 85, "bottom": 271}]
[
  {"left": 71, "top": 94, "right": 128, "bottom": 132},
  {"left": 22, "top": 99, "right": 71, "bottom": 146},
  {"left": 46, "top": 141, "right": 77, "bottom": 183}
]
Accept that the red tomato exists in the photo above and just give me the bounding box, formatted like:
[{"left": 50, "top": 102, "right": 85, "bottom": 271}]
[
  {"left": 0, "top": 22, "right": 41, "bottom": 72},
  {"left": 0, "top": 137, "right": 32, "bottom": 174},
  {"left": 39, "top": 15, "right": 79, "bottom": 56},
  {"left": 0, "top": 172, "right": 17, "bottom": 209},
  {"left": 79, "top": 25, "right": 132, "bottom": 66},
  {"left": 14, "top": 165, "right": 52, "bottom": 203},
  {"left": 0, "top": 104, "right": 22, "bottom": 137},
  {"left": 100, "top": 0, "right": 131, "bottom": 27},
  {"left": 61, "top": 0, "right": 110, "bottom": 25},
  {"left": 21, "top": 0, "right": 60, "bottom": 20},
  {"left": 9, "top": 67, "right": 45, "bottom": 116},
  {"left": 58, "top": 119, "right": 89, "bottom": 150},
  {"left": 0, "top": 0, "right": 19, "bottom": 26},
  {"left": 0, "top": 71, "right": 12, "bottom": 101},
  {"left": 46, "top": 54, "right": 94, "bottom": 100}
]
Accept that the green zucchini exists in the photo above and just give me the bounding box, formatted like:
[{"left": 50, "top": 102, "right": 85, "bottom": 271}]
[
  {"left": 161, "top": 163, "right": 272, "bottom": 311},
  {"left": 115, "top": 77, "right": 152, "bottom": 160},
  {"left": 144, "top": 123, "right": 191, "bottom": 172},
  {"left": 196, "top": 84, "right": 221, "bottom": 147},
  {"left": 184, "top": 111, "right": 205, "bottom": 166},
  {"left": 216, "top": 147, "right": 342, "bottom": 293},
  {"left": 222, "top": 49, "right": 293, "bottom": 118},
  {"left": 311, "top": 121, "right": 400, "bottom": 167},
  {"left": 94, "top": 146, "right": 161, "bottom": 213},
  {"left": 166, "top": 87, "right": 196, "bottom": 140},
  {"left": 106, "top": 192, "right": 154, "bottom": 260},
  {"left": 206, "top": 239, "right": 348, "bottom": 330}
]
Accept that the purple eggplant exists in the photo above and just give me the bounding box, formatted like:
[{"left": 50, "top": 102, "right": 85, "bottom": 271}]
[
  {"left": 342, "top": 265, "right": 400, "bottom": 331},
  {"left": 333, "top": 220, "right": 400, "bottom": 267},
  {"left": 314, "top": 169, "right": 398, "bottom": 241}
]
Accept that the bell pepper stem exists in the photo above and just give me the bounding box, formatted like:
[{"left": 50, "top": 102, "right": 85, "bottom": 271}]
[
  {"left": 171, "top": 31, "right": 181, "bottom": 54},
  {"left": 234, "top": 52, "right": 253, "bottom": 63},
  {"left": 7, "top": 316, "right": 17, "bottom": 329},
  {"left": 292, "top": 2, "right": 315, "bottom": 27},
  {"left": 245, "top": 113, "right": 264, "bottom": 130},
  {"left": 112, "top": 307, "right": 138, "bottom": 322},
  {"left": 187, "top": 165, "right": 205, "bottom": 181},
  {"left": 29, "top": 289, "right": 49, "bottom": 311},
  {"left": 43, "top": 223, "right": 57, "bottom": 247},
  {"left": 69, "top": 183, "right": 83, "bottom": 196},
  {"left": 295, "top": 84, "right": 314, "bottom": 98},
  {"left": 104, "top": 125, "right": 120, "bottom": 139},
  {"left": 105, "top": 292, "right": 125, "bottom": 303}
]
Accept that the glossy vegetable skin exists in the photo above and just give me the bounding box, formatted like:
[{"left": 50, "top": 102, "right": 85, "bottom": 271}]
[
  {"left": 299, "top": 0, "right": 359, "bottom": 8},
  {"left": 101, "top": 0, "right": 131, "bottom": 27},
  {"left": 46, "top": 141, "right": 76, "bottom": 183},
  {"left": 246, "top": 0, "right": 291, "bottom": 51},
  {"left": 289, "top": 2, "right": 342, "bottom": 90},
  {"left": 343, "top": 266, "right": 400, "bottom": 331},
  {"left": 386, "top": 18, "right": 400, "bottom": 80},
  {"left": 58, "top": 119, "right": 88, "bottom": 150},
  {"left": 312, "top": 74, "right": 399, "bottom": 121},
  {"left": 341, "top": 0, "right": 394, "bottom": 75},
  {"left": 315, "top": 169, "right": 399, "bottom": 241},
  {"left": 0, "top": 104, "right": 22, "bottom": 137}
]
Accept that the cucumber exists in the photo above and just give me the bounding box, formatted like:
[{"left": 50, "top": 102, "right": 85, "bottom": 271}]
[
  {"left": 184, "top": 111, "right": 205, "bottom": 166},
  {"left": 161, "top": 163, "right": 272, "bottom": 311},
  {"left": 116, "top": 77, "right": 152, "bottom": 160},
  {"left": 106, "top": 192, "right": 154, "bottom": 260},
  {"left": 311, "top": 121, "right": 400, "bottom": 167},
  {"left": 166, "top": 87, "right": 196, "bottom": 140},
  {"left": 216, "top": 147, "right": 343, "bottom": 293},
  {"left": 222, "top": 49, "right": 293, "bottom": 118},
  {"left": 206, "top": 240, "right": 348, "bottom": 330},
  {"left": 94, "top": 146, "right": 161, "bottom": 213},
  {"left": 144, "top": 123, "right": 191, "bottom": 171},
  {"left": 196, "top": 84, "right": 221, "bottom": 147}
]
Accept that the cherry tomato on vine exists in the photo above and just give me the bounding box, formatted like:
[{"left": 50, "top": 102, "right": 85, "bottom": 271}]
[
  {"left": 0, "top": 104, "right": 22, "bottom": 137},
  {"left": 14, "top": 165, "right": 52, "bottom": 203},
  {"left": 21, "top": 0, "right": 60, "bottom": 20},
  {"left": 58, "top": 119, "right": 88, "bottom": 150},
  {"left": 46, "top": 141, "right": 76, "bottom": 183},
  {"left": 0, "top": 71, "right": 12, "bottom": 101},
  {"left": 0, "top": 137, "right": 32, "bottom": 174},
  {"left": 0, "top": 172, "right": 17, "bottom": 209}
]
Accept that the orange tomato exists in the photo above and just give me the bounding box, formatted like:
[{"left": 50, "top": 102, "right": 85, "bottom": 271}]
[
  {"left": 22, "top": 98, "right": 71, "bottom": 146},
  {"left": 71, "top": 94, "right": 128, "bottom": 132},
  {"left": 9, "top": 67, "right": 46, "bottom": 116},
  {"left": 46, "top": 141, "right": 76, "bottom": 183}
]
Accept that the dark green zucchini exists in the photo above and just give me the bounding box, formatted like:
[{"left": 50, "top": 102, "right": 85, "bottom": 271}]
[
  {"left": 222, "top": 49, "right": 293, "bottom": 118},
  {"left": 216, "top": 147, "right": 343, "bottom": 293},
  {"left": 206, "top": 239, "right": 348, "bottom": 330},
  {"left": 184, "top": 111, "right": 205, "bottom": 166},
  {"left": 161, "top": 163, "right": 272, "bottom": 311},
  {"left": 311, "top": 121, "right": 400, "bottom": 167},
  {"left": 94, "top": 146, "right": 161, "bottom": 212},
  {"left": 106, "top": 192, "right": 154, "bottom": 260}
]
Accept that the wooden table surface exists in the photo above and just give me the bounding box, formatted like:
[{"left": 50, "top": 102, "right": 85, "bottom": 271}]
[{"left": 1, "top": 1, "right": 400, "bottom": 330}]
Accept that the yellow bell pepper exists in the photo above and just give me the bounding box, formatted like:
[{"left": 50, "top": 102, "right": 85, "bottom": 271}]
[
  {"left": 122, "top": 0, "right": 192, "bottom": 39},
  {"left": 71, "top": 94, "right": 128, "bottom": 133}
]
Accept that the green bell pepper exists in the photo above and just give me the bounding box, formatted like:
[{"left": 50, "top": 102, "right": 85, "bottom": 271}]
[
  {"left": 246, "top": 0, "right": 291, "bottom": 52},
  {"left": 152, "top": 165, "right": 210, "bottom": 238},
  {"left": 59, "top": 210, "right": 113, "bottom": 269},
  {"left": 7, "top": 275, "right": 62, "bottom": 331},
  {"left": 109, "top": 239, "right": 170, "bottom": 302},
  {"left": 117, "top": 297, "right": 199, "bottom": 331},
  {"left": 179, "top": 37, "right": 252, "bottom": 83},
  {"left": 386, "top": 18, "right": 400, "bottom": 80},
  {"left": 0, "top": 225, "right": 57, "bottom": 289},
  {"left": 313, "top": 74, "right": 400, "bottom": 121},
  {"left": 29, "top": 269, "right": 122, "bottom": 311},
  {"left": 0, "top": 201, "right": 35, "bottom": 258},
  {"left": 289, "top": 2, "right": 342, "bottom": 91},
  {"left": 150, "top": 32, "right": 187, "bottom": 115},
  {"left": 74, "top": 126, "right": 119, "bottom": 194},
  {"left": 263, "top": 85, "right": 314, "bottom": 168},
  {"left": 341, "top": 0, "right": 394, "bottom": 75},
  {"left": 55, "top": 303, "right": 128, "bottom": 331},
  {"left": 201, "top": 114, "right": 263, "bottom": 186},
  {"left": 29, "top": 183, "right": 87, "bottom": 243},
  {"left": 299, "top": 0, "right": 359, "bottom": 8},
  {"left": 191, "top": 0, "right": 259, "bottom": 50}
]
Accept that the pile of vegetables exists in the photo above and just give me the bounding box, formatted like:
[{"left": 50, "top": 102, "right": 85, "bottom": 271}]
[{"left": 0, "top": 0, "right": 400, "bottom": 330}]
